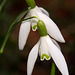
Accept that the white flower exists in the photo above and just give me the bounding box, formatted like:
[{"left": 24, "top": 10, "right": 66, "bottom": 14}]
[
  {"left": 18, "top": 6, "right": 65, "bottom": 50},
  {"left": 27, "top": 35, "right": 69, "bottom": 75}
]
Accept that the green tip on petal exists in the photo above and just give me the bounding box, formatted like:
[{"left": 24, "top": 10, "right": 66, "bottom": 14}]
[
  {"left": 41, "top": 53, "right": 50, "bottom": 61},
  {"left": 32, "top": 25, "right": 37, "bottom": 31},
  {"left": 37, "top": 20, "right": 47, "bottom": 37}
]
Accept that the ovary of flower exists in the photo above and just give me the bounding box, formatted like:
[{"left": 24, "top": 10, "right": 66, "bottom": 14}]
[
  {"left": 27, "top": 35, "right": 69, "bottom": 75},
  {"left": 18, "top": 6, "right": 65, "bottom": 50}
]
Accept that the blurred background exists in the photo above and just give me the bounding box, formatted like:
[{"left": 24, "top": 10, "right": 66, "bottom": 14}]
[{"left": 0, "top": 0, "right": 75, "bottom": 75}]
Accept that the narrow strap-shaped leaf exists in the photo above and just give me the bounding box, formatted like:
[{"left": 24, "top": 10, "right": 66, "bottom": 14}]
[{"left": 0, "top": 8, "right": 30, "bottom": 53}]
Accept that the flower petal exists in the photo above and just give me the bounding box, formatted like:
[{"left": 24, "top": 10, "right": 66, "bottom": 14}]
[
  {"left": 39, "top": 37, "right": 51, "bottom": 61},
  {"left": 27, "top": 41, "right": 40, "bottom": 75},
  {"left": 46, "top": 35, "right": 69, "bottom": 75},
  {"left": 37, "top": 12, "right": 65, "bottom": 43},
  {"left": 19, "top": 21, "right": 30, "bottom": 50},
  {"left": 51, "top": 38, "right": 61, "bottom": 50},
  {"left": 39, "top": 7, "right": 49, "bottom": 16},
  {"left": 31, "top": 21, "right": 37, "bottom": 31}
]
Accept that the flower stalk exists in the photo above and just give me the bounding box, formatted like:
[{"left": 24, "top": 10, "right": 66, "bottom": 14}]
[
  {"left": 51, "top": 62, "right": 56, "bottom": 75},
  {"left": 25, "top": 0, "right": 36, "bottom": 8},
  {"left": 37, "top": 20, "right": 47, "bottom": 37}
]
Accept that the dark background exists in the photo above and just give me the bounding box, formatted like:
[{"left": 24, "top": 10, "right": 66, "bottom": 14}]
[{"left": 0, "top": 0, "right": 75, "bottom": 75}]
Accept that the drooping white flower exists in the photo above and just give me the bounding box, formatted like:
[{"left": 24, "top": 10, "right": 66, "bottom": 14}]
[
  {"left": 18, "top": 6, "right": 65, "bottom": 50},
  {"left": 27, "top": 35, "right": 69, "bottom": 75}
]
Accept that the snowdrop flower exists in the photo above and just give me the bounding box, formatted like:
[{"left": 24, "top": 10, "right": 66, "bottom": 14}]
[
  {"left": 18, "top": 5, "right": 65, "bottom": 50},
  {"left": 27, "top": 20, "right": 69, "bottom": 75}
]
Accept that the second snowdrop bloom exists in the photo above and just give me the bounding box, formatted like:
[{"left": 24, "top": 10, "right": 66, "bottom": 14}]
[
  {"left": 27, "top": 35, "right": 69, "bottom": 75},
  {"left": 27, "top": 20, "right": 69, "bottom": 75},
  {"left": 19, "top": 5, "right": 65, "bottom": 50}
]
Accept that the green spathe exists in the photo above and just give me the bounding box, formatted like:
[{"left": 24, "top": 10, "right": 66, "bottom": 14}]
[
  {"left": 25, "top": 0, "right": 36, "bottom": 8},
  {"left": 37, "top": 20, "right": 47, "bottom": 37}
]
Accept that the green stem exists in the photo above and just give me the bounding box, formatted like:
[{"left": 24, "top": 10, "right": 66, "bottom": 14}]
[
  {"left": 0, "top": 8, "right": 29, "bottom": 53},
  {"left": 15, "top": 16, "right": 38, "bottom": 25},
  {"left": 51, "top": 62, "right": 56, "bottom": 75},
  {"left": 37, "top": 20, "right": 47, "bottom": 37},
  {"left": 25, "top": 0, "right": 36, "bottom": 8}
]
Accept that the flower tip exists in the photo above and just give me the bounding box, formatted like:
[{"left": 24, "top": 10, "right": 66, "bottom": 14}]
[
  {"left": 19, "top": 46, "right": 24, "bottom": 50},
  {"left": 60, "top": 38, "right": 65, "bottom": 43},
  {"left": 57, "top": 34, "right": 65, "bottom": 43},
  {"left": 63, "top": 39, "right": 65, "bottom": 43}
]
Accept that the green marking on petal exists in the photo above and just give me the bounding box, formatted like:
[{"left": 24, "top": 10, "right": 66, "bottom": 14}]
[
  {"left": 41, "top": 53, "right": 50, "bottom": 61},
  {"left": 32, "top": 25, "right": 37, "bottom": 31}
]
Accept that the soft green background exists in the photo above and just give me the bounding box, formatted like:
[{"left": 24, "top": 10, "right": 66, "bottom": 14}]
[{"left": 0, "top": 0, "right": 75, "bottom": 75}]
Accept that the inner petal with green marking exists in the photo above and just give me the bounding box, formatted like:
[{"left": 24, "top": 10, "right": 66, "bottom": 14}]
[
  {"left": 41, "top": 53, "right": 50, "bottom": 61},
  {"left": 32, "top": 25, "right": 37, "bottom": 31}
]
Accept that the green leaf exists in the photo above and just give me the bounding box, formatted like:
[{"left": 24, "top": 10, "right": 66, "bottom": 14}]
[{"left": 0, "top": 8, "right": 30, "bottom": 53}]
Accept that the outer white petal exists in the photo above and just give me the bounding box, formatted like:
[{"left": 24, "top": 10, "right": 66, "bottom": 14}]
[
  {"left": 46, "top": 35, "right": 69, "bottom": 75},
  {"left": 19, "top": 21, "right": 30, "bottom": 50},
  {"left": 24, "top": 11, "right": 30, "bottom": 19},
  {"left": 29, "top": 7, "right": 38, "bottom": 18},
  {"left": 37, "top": 12, "right": 65, "bottom": 43},
  {"left": 39, "top": 7, "right": 49, "bottom": 17},
  {"left": 51, "top": 38, "right": 61, "bottom": 50},
  {"left": 27, "top": 41, "right": 40, "bottom": 75}
]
